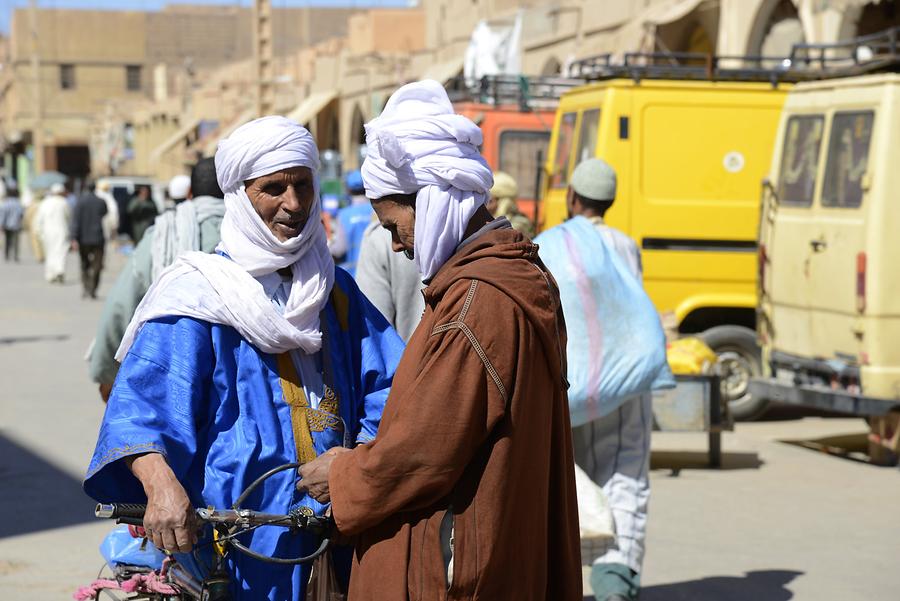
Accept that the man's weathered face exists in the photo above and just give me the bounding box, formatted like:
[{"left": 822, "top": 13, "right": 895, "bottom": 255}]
[
  {"left": 245, "top": 166, "right": 315, "bottom": 242},
  {"left": 372, "top": 194, "right": 416, "bottom": 259}
]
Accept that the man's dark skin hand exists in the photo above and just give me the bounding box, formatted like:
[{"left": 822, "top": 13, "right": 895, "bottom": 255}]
[
  {"left": 99, "top": 382, "right": 113, "bottom": 403},
  {"left": 127, "top": 453, "right": 198, "bottom": 553},
  {"left": 297, "top": 447, "right": 351, "bottom": 503}
]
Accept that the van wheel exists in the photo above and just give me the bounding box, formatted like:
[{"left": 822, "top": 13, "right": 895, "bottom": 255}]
[{"left": 699, "top": 325, "right": 768, "bottom": 421}]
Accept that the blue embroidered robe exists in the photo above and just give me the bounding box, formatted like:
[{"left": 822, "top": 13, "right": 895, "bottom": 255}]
[{"left": 83, "top": 269, "right": 404, "bottom": 600}]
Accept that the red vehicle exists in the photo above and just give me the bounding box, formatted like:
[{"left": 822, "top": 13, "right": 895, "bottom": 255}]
[{"left": 449, "top": 76, "right": 578, "bottom": 221}]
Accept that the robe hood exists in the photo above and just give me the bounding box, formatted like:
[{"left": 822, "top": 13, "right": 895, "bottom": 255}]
[{"left": 424, "top": 228, "right": 566, "bottom": 369}]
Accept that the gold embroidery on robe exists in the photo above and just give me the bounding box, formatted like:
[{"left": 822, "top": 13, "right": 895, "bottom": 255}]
[
  {"left": 276, "top": 353, "right": 344, "bottom": 465},
  {"left": 308, "top": 384, "right": 343, "bottom": 433}
]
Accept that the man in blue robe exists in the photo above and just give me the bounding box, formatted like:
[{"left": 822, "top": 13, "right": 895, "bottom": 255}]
[{"left": 83, "top": 116, "right": 404, "bottom": 600}]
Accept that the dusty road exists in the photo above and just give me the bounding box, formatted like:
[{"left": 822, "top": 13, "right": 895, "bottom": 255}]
[{"left": 0, "top": 239, "right": 898, "bottom": 600}]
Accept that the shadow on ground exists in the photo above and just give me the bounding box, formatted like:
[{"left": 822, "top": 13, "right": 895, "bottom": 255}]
[
  {"left": 780, "top": 432, "right": 875, "bottom": 465},
  {"left": 0, "top": 334, "right": 69, "bottom": 345},
  {"left": 651, "top": 450, "right": 762, "bottom": 472},
  {"left": 0, "top": 433, "right": 94, "bottom": 538},
  {"left": 637, "top": 569, "right": 802, "bottom": 601}
]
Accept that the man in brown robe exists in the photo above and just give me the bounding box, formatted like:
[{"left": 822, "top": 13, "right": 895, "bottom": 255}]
[{"left": 298, "top": 80, "right": 582, "bottom": 600}]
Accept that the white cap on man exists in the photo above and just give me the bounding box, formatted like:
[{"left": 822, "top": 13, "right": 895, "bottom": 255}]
[{"left": 167, "top": 174, "right": 191, "bottom": 202}]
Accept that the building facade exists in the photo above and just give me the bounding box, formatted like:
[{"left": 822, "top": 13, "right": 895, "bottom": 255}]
[
  {"left": 5, "top": 0, "right": 897, "bottom": 186},
  {"left": 0, "top": 4, "right": 360, "bottom": 189},
  {"left": 319, "top": 0, "right": 899, "bottom": 173}
]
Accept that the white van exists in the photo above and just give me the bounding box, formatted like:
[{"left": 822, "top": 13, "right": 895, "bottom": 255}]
[
  {"left": 95, "top": 176, "right": 166, "bottom": 238},
  {"left": 753, "top": 72, "right": 900, "bottom": 462}
]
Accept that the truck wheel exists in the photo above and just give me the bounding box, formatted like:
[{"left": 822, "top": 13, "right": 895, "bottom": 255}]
[{"left": 699, "top": 325, "right": 768, "bottom": 421}]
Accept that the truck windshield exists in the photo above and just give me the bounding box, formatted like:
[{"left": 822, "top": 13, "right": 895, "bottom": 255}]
[
  {"left": 499, "top": 130, "right": 551, "bottom": 198},
  {"left": 777, "top": 115, "right": 824, "bottom": 207},
  {"left": 550, "top": 112, "right": 577, "bottom": 189},
  {"left": 821, "top": 111, "right": 874, "bottom": 209},
  {"left": 575, "top": 109, "right": 600, "bottom": 165}
]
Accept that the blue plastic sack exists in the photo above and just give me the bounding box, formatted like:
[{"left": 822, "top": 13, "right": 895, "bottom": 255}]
[
  {"left": 99, "top": 526, "right": 210, "bottom": 582},
  {"left": 100, "top": 525, "right": 167, "bottom": 569},
  {"left": 536, "top": 217, "right": 674, "bottom": 425}
]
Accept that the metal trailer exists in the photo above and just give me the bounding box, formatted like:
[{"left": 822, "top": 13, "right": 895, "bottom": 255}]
[{"left": 652, "top": 375, "right": 732, "bottom": 468}]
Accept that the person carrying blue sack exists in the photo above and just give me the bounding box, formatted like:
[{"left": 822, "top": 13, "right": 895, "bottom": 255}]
[{"left": 535, "top": 158, "right": 674, "bottom": 601}]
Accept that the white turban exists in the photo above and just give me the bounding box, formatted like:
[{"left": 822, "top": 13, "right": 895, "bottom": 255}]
[
  {"left": 117, "top": 116, "right": 335, "bottom": 359},
  {"left": 361, "top": 79, "right": 493, "bottom": 280}
]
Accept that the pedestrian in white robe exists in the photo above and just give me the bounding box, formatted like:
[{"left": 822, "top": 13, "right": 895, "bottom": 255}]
[
  {"left": 35, "top": 183, "right": 71, "bottom": 283},
  {"left": 96, "top": 181, "right": 120, "bottom": 245}
]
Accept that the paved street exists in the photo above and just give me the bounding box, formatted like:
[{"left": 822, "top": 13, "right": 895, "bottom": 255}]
[{"left": 1, "top": 240, "right": 898, "bottom": 600}]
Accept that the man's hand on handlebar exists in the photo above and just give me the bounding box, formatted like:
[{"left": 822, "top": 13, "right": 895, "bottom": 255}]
[{"left": 127, "top": 453, "right": 198, "bottom": 553}]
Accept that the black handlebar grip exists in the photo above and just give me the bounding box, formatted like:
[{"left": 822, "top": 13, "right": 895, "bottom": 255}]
[{"left": 95, "top": 503, "right": 147, "bottom": 520}]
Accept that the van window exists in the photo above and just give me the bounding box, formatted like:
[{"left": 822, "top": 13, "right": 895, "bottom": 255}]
[
  {"left": 499, "top": 130, "right": 551, "bottom": 198},
  {"left": 550, "top": 112, "right": 577, "bottom": 188},
  {"left": 777, "top": 115, "right": 824, "bottom": 207},
  {"left": 821, "top": 111, "right": 874, "bottom": 209},
  {"left": 575, "top": 109, "right": 601, "bottom": 165}
]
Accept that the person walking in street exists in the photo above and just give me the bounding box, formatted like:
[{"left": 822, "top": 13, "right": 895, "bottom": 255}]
[
  {"left": 70, "top": 182, "right": 108, "bottom": 299},
  {"left": 95, "top": 181, "right": 119, "bottom": 246},
  {"left": 536, "top": 158, "right": 657, "bottom": 601},
  {"left": 23, "top": 193, "right": 46, "bottom": 263},
  {"left": 35, "top": 183, "right": 71, "bottom": 283},
  {"left": 126, "top": 185, "right": 157, "bottom": 245},
  {"left": 82, "top": 116, "right": 404, "bottom": 600},
  {"left": 486, "top": 171, "right": 535, "bottom": 237},
  {"left": 88, "top": 158, "right": 226, "bottom": 400},
  {"left": 296, "top": 80, "right": 582, "bottom": 601},
  {"left": 0, "top": 184, "right": 24, "bottom": 262},
  {"left": 166, "top": 174, "right": 191, "bottom": 206},
  {"left": 331, "top": 169, "right": 373, "bottom": 276}
]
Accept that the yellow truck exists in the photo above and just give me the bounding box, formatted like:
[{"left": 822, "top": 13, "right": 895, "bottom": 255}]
[
  {"left": 752, "top": 69, "right": 900, "bottom": 461},
  {"left": 540, "top": 59, "right": 789, "bottom": 419}
]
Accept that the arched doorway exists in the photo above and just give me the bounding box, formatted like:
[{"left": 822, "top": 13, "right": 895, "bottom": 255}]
[
  {"left": 349, "top": 103, "right": 366, "bottom": 170},
  {"left": 685, "top": 23, "right": 714, "bottom": 55},
  {"left": 747, "top": 0, "right": 805, "bottom": 58},
  {"left": 540, "top": 57, "right": 562, "bottom": 76},
  {"left": 854, "top": 1, "right": 900, "bottom": 37},
  {"left": 654, "top": 1, "right": 720, "bottom": 62},
  {"left": 315, "top": 100, "right": 340, "bottom": 153}
]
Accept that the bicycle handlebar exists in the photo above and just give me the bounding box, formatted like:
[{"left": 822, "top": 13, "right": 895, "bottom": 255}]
[
  {"left": 94, "top": 463, "right": 333, "bottom": 564},
  {"left": 95, "top": 503, "right": 334, "bottom": 564},
  {"left": 97, "top": 503, "right": 147, "bottom": 520},
  {"left": 96, "top": 503, "right": 331, "bottom": 531}
]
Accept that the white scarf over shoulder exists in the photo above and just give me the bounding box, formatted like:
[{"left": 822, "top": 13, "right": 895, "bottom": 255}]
[
  {"left": 361, "top": 80, "right": 494, "bottom": 280},
  {"left": 116, "top": 116, "right": 335, "bottom": 360}
]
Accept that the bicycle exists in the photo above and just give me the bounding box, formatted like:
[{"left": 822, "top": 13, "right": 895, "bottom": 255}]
[{"left": 75, "top": 463, "right": 333, "bottom": 601}]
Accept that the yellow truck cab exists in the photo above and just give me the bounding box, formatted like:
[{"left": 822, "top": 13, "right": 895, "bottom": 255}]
[
  {"left": 539, "top": 55, "right": 789, "bottom": 419},
  {"left": 754, "top": 69, "right": 900, "bottom": 456}
]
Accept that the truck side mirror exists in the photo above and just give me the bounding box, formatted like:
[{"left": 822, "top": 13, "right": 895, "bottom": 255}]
[
  {"left": 762, "top": 177, "right": 779, "bottom": 205},
  {"left": 861, "top": 172, "right": 872, "bottom": 192}
]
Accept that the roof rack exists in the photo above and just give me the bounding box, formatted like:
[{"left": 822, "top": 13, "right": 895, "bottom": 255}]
[
  {"left": 570, "top": 52, "right": 802, "bottom": 85},
  {"left": 788, "top": 25, "right": 900, "bottom": 76},
  {"left": 446, "top": 75, "right": 583, "bottom": 111},
  {"left": 571, "top": 26, "right": 900, "bottom": 85}
]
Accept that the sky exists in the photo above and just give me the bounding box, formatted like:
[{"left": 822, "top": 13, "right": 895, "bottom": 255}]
[{"left": 0, "top": 0, "right": 412, "bottom": 33}]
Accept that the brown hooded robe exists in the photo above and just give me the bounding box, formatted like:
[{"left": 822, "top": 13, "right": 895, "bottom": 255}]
[{"left": 329, "top": 228, "right": 582, "bottom": 601}]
